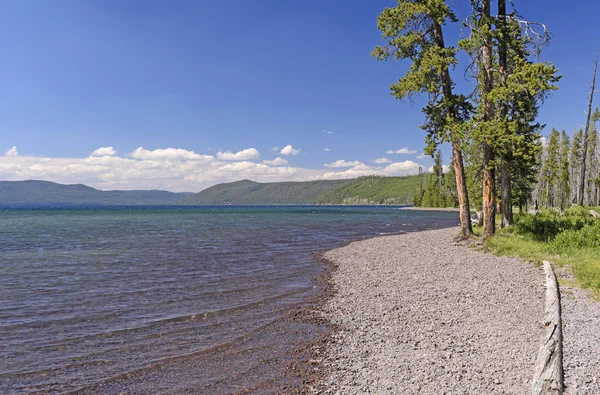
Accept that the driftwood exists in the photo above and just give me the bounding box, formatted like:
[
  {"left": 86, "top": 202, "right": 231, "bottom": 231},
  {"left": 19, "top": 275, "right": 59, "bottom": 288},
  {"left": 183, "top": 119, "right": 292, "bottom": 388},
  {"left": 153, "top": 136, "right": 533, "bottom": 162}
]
[
  {"left": 590, "top": 209, "right": 600, "bottom": 218},
  {"left": 532, "top": 261, "right": 563, "bottom": 395}
]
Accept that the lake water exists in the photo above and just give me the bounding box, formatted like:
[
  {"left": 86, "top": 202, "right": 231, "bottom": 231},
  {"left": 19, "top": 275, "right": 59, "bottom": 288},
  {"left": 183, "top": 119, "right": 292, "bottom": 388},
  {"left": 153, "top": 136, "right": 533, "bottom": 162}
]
[{"left": 0, "top": 205, "right": 459, "bottom": 394}]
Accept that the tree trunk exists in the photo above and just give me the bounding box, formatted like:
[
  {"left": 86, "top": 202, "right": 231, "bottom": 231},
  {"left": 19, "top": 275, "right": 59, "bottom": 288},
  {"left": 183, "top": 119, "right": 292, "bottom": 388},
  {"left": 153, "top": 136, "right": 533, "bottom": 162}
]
[
  {"left": 579, "top": 54, "right": 598, "bottom": 206},
  {"left": 498, "top": 0, "right": 512, "bottom": 227},
  {"left": 482, "top": 0, "right": 496, "bottom": 237},
  {"left": 500, "top": 160, "right": 513, "bottom": 226},
  {"left": 432, "top": 20, "right": 473, "bottom": 238},
  {"left": 452, "top": 142, "right": 474, "bottom": 237},
  {"left": 519, "top": 200, "right": 523, "bottom": 215},
  {"left": 483, "top": 146, "right": 496, "bottom": 236}
]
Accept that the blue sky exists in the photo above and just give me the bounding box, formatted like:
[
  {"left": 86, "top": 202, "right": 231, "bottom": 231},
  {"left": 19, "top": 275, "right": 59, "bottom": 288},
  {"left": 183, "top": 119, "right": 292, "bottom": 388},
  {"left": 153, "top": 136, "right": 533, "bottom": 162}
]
[{"left": 0, "top": 0, "right": 598, "bottom": 191}]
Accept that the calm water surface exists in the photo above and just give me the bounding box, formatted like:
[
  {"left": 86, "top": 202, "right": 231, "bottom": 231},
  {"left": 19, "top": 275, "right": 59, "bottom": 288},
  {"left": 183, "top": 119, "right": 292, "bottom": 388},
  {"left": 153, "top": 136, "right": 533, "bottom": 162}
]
[{"left": 0, "top": 205, "right": 459, "bottom": 393}]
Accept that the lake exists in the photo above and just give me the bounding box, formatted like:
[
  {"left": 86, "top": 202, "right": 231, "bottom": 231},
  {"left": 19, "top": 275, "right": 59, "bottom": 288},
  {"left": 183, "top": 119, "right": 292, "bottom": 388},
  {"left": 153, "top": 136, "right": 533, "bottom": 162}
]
[{"left": 0, "top": 205, "right": 459, "bottom": 394}]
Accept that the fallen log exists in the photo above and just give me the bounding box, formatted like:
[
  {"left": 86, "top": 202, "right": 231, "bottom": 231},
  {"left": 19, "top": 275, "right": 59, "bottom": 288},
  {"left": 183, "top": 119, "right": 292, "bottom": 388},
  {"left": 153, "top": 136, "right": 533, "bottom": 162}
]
[{"left": 531, "top": 261, "right": 563, "bottom": 395}]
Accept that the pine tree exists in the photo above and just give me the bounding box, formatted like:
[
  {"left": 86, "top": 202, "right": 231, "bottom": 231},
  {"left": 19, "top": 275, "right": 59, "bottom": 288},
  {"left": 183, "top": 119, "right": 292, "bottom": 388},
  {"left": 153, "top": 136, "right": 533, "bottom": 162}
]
[
  {"left": 542, "top": 128, "right": 560, "bottom": 207},
  {"left": 422, "top": 150, "right": 445, "bottom": 207},
  {"left": 559, "top": 130, "right": 571, "bottom": 210},
  {"left": 461, "top": 1, "right": 559, "bottom": 230},
  {"left": 570, "top": 129, "right": 584, "bottom": 205},
  {"left": 372, "top": 0, "right": 473, "bottom": 238},
  {"left": 412, "top": 166, "right": 425, "bottom": 207}
]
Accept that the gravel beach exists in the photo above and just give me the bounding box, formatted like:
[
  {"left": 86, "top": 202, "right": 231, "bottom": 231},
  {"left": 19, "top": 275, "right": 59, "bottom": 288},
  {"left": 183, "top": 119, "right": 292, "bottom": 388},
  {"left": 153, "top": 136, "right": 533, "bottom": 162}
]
[
  {"left": 316, "top": 227, "right": 545, "bottom": 394},
  {"left": 556, "top": 269, "right": 600, "bottom": 395}
]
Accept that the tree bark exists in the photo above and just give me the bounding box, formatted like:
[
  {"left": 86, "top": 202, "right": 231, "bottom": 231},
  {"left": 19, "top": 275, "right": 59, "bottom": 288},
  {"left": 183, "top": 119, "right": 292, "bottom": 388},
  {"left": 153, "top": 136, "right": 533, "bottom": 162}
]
[
  {"left": 579, "top": 54, "right": 598, "bottom": 206},
  {"left": 453, "top": 143, "right": 474, "bottom": 237},
  {"left": 481, "top": 0, "right": 496, "bottom": 237},
  {"left": 532, "top": 261, "right": 564, "bottom": 395},
  {"left": 432, "top": 20, "right": 473, "bottom": 238},
  {"left": 498, "top": 0, "right": 513, "bottom": 227},
  {"left": 500, "top": 159, "right": 513, "bottom": 226}
]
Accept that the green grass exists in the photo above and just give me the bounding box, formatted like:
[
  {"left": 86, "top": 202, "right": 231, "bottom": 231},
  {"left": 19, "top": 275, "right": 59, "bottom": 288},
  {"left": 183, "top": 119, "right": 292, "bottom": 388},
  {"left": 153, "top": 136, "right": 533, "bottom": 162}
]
[{"left": 481, "top": 222, "right": 600, "bottom": 296}]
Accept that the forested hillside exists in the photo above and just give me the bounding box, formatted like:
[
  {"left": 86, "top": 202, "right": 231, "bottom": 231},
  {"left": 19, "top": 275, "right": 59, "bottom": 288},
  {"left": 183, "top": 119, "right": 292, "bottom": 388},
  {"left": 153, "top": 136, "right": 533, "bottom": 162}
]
[
  {"left": 183, "top": 177, "right": 420, "bottom": 205},
  {"left": 0, "top": 180, "right": 193, "bottom": 204},
  {"left": 317, "top": 175, "right": 419, "bottom": 205},
  {"left": 182, "top": 179, "right": 351, "bottom": 205}
]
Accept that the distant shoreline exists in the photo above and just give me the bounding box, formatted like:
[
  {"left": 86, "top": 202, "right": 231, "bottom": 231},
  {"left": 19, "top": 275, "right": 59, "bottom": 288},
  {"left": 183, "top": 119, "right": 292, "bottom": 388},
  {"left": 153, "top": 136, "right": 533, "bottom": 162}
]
[{"left": 397, "top": 206, "right": 460, "bottom": 212}]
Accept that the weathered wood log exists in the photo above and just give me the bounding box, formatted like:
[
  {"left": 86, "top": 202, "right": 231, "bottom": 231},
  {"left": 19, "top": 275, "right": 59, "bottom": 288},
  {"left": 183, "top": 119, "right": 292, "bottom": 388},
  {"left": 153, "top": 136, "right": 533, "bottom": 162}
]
[
  {"left": 590, "top": 209, "right": 600, "bottom": 218},
  {"left": 532, "top": 261, "right": 563, "bottom": 395}
]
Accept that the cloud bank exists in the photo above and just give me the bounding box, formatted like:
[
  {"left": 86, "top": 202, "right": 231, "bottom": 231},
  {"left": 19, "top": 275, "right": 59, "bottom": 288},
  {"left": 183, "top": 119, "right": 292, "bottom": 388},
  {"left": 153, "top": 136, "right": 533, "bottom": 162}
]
[
  {"left": 0, "top": 146, "right": 427, "bottom": 192},
  {"left": 262, "top": 157, "right": 288, "bottom": 166}
]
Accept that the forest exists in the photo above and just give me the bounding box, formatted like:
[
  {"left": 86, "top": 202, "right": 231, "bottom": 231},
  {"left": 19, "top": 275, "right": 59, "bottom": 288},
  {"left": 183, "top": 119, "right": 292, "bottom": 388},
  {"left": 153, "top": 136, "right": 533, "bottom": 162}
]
[
  {"left": 412, "top": 114, "right": 600, "bottom": 214},
  {"left": 374, "top": 0, "right": 600, "bottom": 293}
]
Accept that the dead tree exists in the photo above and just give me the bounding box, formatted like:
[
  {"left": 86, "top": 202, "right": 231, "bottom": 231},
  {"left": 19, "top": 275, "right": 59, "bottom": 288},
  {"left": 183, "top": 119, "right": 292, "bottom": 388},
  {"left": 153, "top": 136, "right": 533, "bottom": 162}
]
[{"left": 578, "top": 53, "right": 599, "bottom": 206}]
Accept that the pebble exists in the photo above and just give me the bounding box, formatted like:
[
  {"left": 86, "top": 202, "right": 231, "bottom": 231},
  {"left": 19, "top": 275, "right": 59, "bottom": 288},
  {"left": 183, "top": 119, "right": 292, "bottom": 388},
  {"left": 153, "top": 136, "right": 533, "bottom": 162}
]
[{"left": 315, "top": 228, "right": 545, "bottom": 394}]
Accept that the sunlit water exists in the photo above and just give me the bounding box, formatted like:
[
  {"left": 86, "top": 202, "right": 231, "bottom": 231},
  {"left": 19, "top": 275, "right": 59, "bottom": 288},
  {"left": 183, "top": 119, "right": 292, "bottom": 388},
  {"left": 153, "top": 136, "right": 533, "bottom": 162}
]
[{"left": 0, "top": 205, "right": 459, "bottom": 393}]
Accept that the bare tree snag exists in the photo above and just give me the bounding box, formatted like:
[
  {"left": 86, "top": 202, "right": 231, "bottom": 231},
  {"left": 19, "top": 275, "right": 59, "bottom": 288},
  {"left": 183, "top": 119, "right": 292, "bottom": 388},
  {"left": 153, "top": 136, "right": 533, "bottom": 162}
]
[{"left": 578, "top": 53, "right": 599, "bottom": 206}]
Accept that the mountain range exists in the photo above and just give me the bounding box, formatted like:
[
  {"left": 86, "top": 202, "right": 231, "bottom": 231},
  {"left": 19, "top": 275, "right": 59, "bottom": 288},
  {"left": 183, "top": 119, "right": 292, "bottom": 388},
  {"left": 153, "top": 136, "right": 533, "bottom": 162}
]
[
  {"left": 0, "top": 176, "right": 420, "bottom": 205},
  {"left": 0, "top": 180, "right": 193, "bottom": 205}
]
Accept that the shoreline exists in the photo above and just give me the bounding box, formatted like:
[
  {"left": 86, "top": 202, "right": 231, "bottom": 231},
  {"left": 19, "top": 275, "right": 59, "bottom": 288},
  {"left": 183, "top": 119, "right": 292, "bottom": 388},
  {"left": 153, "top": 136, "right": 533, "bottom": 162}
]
[
  {"left": 302, "top": 227, "right": 600, "bottom": 394},
  {"left": 397, "top": 206, "right": 461, "bottom": 212},
  {"left": 308, "top": 227, "right": 545, "bottom": 394}
]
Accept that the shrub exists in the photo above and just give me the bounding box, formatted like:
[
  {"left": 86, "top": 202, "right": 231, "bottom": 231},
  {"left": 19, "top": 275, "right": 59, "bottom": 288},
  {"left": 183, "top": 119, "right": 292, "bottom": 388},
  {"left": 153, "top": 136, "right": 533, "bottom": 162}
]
[
  {"left": 513, "top": 211, "right": 594, "bottom": 241},
  {"left": 552, "top": 223, "right": 600, "bottom": 250}
]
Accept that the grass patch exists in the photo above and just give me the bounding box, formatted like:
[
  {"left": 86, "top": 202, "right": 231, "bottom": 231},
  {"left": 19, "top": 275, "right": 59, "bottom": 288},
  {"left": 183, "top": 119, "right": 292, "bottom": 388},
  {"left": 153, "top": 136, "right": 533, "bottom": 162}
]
[
  {"left": 483, "top": 231, "right": 550, "bottom": 266},
  {"left": 480, "top": 216, "right": 600, "bottom": 296}
]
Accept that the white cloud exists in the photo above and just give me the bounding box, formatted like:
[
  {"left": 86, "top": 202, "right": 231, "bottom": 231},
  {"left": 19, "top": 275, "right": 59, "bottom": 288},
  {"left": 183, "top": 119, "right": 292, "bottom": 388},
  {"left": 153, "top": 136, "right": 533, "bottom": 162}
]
[
  {"left": 383, "top": 161, "right": 421, "bottom": 175},
  {"left": 324, "top": 130, "right": 333, "bottom": 135},
  {"left": 129, "top": 147, "right": 212, "bottom": 161},
  {"left": 416, "top": 154, "right": 428, "bottom": 160},
  {"left": 262, "top": 157, "right": 288, "bottom": 166},
  {"left": 324, "top": 148, "right": 330, "bottom": 152},
  {"left": 0, "top": 146, "right": 427, "bottom": 193},
  {"left": 324, "top": 160, "right": 362, "bottom": 168},
  {"left": 216, "top": 148, "right": 260, "bottom": 161},
  {"left": 372, "top": 157, "right": 391, "bottom": 164},
  {"left": 271, "top": 146, "right": 280, "bottom": 152},
  {"left": 4, "top": 146, "right": 18, "bottom": 157},
  {"left": 386, "top": 147, "right": 417, "bottom": 155},
  {"left": 279, "top": 145, "right": 300, "bottom": 156},
  {"left": 0, "top": 152, "right": 323, "bottom": 192},
  {"left": 427, "top": 165, "right": 451, "bottom": 173},
  {"left": 91, "top": 146, "right": 117, "bottom": 157}
]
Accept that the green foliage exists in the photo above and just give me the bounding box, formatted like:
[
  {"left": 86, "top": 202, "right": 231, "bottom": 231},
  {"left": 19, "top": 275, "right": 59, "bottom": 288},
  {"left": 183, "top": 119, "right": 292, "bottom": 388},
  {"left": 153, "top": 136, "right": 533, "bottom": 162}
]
[
  {"left": 559, "top": 130, "right": 571, "bottom": 209},
  {"left": 372, "top": 0, "right": 470, "bottom": 153},
  {"left": 485, "top": 212, "right": 600, "bottom": 295},
  {"left": 552, "top": 223, "right": 600, "bottom": 249},
  {"left": 542, "top": 128, "right": 561, "bottom": 207},
  {"left": 512, "top": 210, "right": 594, "bottom": 242},
  {"left": 184, "top": 179, "right": 351, "bottom": 205},
  {"left": 318, "top": 175, "right": 420, "bottom": 205}
]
